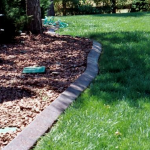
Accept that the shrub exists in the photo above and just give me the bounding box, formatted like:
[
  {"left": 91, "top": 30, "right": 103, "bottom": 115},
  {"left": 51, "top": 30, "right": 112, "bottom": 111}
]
[
  {"left": 76, "top": 0, "right": 99, "bottom": 15},
  {"left": 40, "top": 0, "right": 51, "bottom": 18},
  {"left": 0, "top": 0, "right": 27, "bottom": 41},
  {"left": 78, "top": 4, "right": 100, "bottom": 14},
  {"left": 131, "top": 0, "right": 150, "bottom": 12}
]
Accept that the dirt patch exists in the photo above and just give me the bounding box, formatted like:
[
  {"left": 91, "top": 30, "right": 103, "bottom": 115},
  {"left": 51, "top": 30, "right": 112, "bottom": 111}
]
[{"left": 0, "top": 33, "right": 92, "bottom": 149}]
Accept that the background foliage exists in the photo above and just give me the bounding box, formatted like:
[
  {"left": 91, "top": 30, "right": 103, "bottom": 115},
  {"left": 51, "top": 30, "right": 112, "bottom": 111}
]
[
  {"left": 0, "top": 0, "right": 150, "bottom": 42},
  {"left": 40, "top": 0, "right": 51, "bottom": 18},
  {"left": 53, "top": 0, "right": 150, "bottom": 15},
  {"left": 0, "top": 0, "right": 50, "bottom": 41},
  {"left": 131, "top": 0, "right": 150, "bottom": 12},
  {"left": 0, "top": 0, "right": 27, "bottom": 41}
]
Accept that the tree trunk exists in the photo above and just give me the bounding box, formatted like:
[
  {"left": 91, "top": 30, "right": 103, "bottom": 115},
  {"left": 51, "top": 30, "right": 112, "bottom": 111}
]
[
  {"left": 62, "top": 0, "right": 66, "bottom": 16},
  {"left": 47, "top": 0, "right": 55, "bottom": 16},
  {"left": 26, "top": 0, "right": 42, "bottom": 34},
  {"left": 112, "top": 0, "right": 116, "bottom": 13}
]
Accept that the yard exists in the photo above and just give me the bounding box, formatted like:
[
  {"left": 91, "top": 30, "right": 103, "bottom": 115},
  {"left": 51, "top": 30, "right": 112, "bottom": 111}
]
[{"left": 33, "top": 12, "right": 150, "bottom": 150}]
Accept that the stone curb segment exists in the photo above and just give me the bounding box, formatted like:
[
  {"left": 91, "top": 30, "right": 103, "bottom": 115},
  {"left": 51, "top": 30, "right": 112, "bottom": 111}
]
[{"left": 2, "top": 41, "right": 102, "bottom": 150}]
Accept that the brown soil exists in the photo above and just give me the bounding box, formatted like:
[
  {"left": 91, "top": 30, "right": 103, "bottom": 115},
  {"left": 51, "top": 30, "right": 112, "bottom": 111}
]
[{"left": 0, "top": 33, "right": 92, "bottom": 149}]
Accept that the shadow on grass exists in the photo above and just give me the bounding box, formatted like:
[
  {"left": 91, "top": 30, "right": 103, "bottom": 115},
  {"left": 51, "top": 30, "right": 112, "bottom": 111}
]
[{"left": 85, "top": 30, "right": 150, "bottom": 108}]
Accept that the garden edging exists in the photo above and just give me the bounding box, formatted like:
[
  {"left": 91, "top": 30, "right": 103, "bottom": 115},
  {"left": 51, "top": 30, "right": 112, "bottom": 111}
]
[{"left": 2, "top": 40, "right": 102, "bottom": 150}]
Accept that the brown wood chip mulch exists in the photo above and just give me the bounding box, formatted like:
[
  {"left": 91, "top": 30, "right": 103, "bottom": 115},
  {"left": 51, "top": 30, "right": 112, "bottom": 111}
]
[{"left": 0, "top": 33, "right": 92, "bottom": 149}]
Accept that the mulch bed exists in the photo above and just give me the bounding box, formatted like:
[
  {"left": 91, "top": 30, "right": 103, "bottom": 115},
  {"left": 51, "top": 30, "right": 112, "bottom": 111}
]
[{"left": 0, "top": 33, "right": 92, "bottom": 149}]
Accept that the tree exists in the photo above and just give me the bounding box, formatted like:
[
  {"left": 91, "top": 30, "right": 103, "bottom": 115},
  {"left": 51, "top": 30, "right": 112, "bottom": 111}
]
[
  {"left": 26, "top": 0, "right": 42, "bottom": 34},
  {"left": 47, "top": 0, "right": 55, "bottom": 16},
  {"left": 111, "top": 0, "right": 116, "bottom": 13},
  {"left": 62, "top": 0, "right": 67, "bottom": 16}
]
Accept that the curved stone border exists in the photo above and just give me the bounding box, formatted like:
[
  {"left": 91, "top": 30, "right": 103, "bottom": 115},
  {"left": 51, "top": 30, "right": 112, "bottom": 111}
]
[{"left": 3, "top": 41, "right": 102, "bottom": 150}]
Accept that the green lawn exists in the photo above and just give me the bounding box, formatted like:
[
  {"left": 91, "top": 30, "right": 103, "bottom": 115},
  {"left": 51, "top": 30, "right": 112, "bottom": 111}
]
[{"left": 33, "top": 12, "right": 150, "bottom": 150}]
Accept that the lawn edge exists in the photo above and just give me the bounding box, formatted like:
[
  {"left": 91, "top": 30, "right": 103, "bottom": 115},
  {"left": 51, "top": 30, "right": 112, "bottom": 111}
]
[{"left": 2, "top": 40, "right": 102, "bottom": 150}]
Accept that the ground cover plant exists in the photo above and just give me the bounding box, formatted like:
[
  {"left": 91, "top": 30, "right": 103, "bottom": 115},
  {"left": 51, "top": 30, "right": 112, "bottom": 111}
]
[{"left": 33, "top": 12, "right": 150, "bottom": 150}]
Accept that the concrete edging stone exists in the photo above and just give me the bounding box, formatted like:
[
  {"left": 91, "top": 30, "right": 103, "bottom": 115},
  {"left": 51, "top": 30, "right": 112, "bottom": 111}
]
[{"left": 2, "top": 41, "right": 102, "bottom": 150}]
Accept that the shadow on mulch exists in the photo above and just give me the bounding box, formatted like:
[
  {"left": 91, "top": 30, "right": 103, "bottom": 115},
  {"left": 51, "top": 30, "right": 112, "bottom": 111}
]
[
  {"left": 0, "top": 59, "right": 15, "bottom": 66},
  {"left": 0, "top": 86, "right": 36, "bottom": 103}
]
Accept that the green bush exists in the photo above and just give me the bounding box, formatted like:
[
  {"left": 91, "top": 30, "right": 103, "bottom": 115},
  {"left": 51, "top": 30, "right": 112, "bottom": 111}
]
[
  {"left": 54, "top": 0, "right": 80, "bottom": 15},
  {"left": 131, "top": 0, "right": 150, "bottom": 12},
  {"left": 0, "top": 0, "right": 27, "bottom": 42},
  {"left": 78, "top": 4, "right": 100, "bottom": 14},
  {"left": 40, "top": 0, "right": 51, "bottom": 18}
]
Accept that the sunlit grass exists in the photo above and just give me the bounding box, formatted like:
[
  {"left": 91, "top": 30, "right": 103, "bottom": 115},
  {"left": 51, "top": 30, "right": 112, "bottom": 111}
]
[{"left": 33, "top": 12, "right": 150, "bottom": 150}]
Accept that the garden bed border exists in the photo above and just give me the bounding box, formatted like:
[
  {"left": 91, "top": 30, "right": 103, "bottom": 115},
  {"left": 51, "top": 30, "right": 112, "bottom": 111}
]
[{"left": 3, "top": 40, "right": 102, "bottom": 150}]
